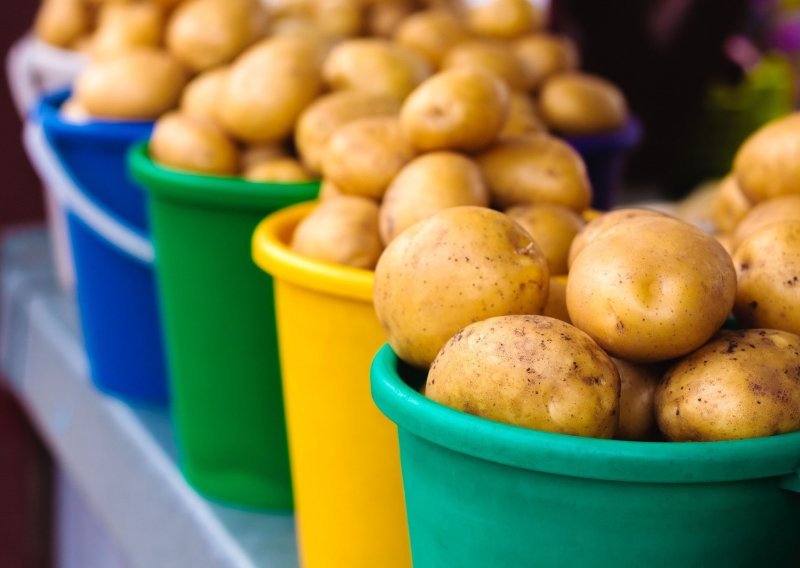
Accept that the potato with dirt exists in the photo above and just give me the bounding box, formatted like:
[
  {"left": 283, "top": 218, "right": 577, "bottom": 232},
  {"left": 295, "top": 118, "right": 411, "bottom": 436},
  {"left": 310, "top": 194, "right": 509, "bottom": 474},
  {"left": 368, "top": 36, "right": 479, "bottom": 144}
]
[
  {"left": 426, "top": 315, "right": 619, "bottom": 438},
  {"left": 374, "top": 206, "right": 549, "bottom": 368},
  {"left": 656, "top": 329, "right": 800, "bottom": 441},
  {"left": 505, "top": 204, "right": 585, "bottom": 275}
]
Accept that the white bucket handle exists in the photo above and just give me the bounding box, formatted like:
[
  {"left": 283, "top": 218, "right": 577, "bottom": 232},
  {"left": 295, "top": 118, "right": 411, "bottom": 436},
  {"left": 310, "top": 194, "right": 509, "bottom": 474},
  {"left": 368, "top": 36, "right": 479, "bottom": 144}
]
[
  {"left": 23, "top": 120, "right": 155, "bottom": 265},
  {"left": 6, "top": 36, "right": 38, "bottom": 117}
]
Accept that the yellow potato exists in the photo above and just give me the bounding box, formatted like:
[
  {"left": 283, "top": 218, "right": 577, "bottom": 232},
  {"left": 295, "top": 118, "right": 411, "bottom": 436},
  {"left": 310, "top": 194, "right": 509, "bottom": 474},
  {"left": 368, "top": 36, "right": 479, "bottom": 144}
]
[
  {"left": 374, "top": 206, "right": 550, "bottom": 368},
  {"left": 400, "top": 67, "right": 510, "bottom": 152},
  {"left": 567, "top": 216, "right": 737, "bottom": 363},
  {"left": 734, "top": 113, "right": 800, "bottom": 204},
  {"left": 180, "top": 67, "right": 229, "bottom": 124},
  {"left": 656, "top": 329, "right": 800, "bottom": 441},
  {"left": 714, "top": 233, "right": 734, "bottom": 258},
  {"left": 314, "top": 0, "right": 364, "bottom": 38},
  {"left": 542, "top": 275, "right": 570, "bottom": 323},
  {"left": 426, "top": 315, "right": 619, "bottom": 438},
  {"left": 513, "top": 34, "right": 579, "bottom": 92},
  {"left": 539, "top": 72, "right": 628, "bottom": 135},
  {"left": 730, "top": 195, "right": 800, "bottom": 251},
  {"left": 733, "top": 220, "right": 800, "bottom": 335},
  {"left": 244, "top": 158, "right": 313, "bottom": 182},
  {"left": 367, "top": 0, "right": 419, "bottom": 38},
  {"left": 75, "top": 48, "right": 188, "bottom": 120},
  {"left": 393, "top": 9, "right": 472, "bottom": 67},
  {"left": 379, "top": 152, "right": 489, "bottom": 244},
  {"left": 219, "top": 36, "right": 324, "bottom": 143},
  {"left": 90, "top": 2, "right": 164, "bottom": 58},
  {"left": 500, "top": 91, "right": 547, "bottom": 137},
  {"left": 291, "top": 196, "right": 383, "bottom": 269},
  {"left": 322, "top": 116, "right": 416, "bottom": 200},
  {"left": 240, "top": 143, "right": 289, "bottom": 170},
  {"left": 150, "top": 112, "right": 239, "bottom": 175},
  {"left": 441, "top": 40, "right": 531, "bottom": 91},
  {"left": 295, "top": 90, "right": 402, "bottom": 174},
  {"left": 477, "top": 133, "right": 591, "bottom": 211},
  {"left": 318, "top": 178, "right": 344, "bottom": 200},
  {"left": 505, "top": 204, "right": 585, "bottom": 275},
  {"left": 60, "top": 97, "right": 92, "bottom": 123},
  {"left": 465, "top": 0, "right": 543, "bottom": 40},
  {"left": 166, "top": 0, "right": 266, "bottom": 72},
  {"left": 612, "top": 358, "right": 660, "bottom": 441},
  {"left": 34, "top": 0, "right": 90, "bottom": 48},
  {"left": 711, "top": 175, "right": 751, "bottom": 235}
]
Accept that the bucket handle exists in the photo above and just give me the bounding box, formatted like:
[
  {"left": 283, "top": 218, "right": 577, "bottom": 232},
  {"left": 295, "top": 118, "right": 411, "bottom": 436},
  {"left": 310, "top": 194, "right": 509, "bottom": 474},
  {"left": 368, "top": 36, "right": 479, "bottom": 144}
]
[
  {"left": 22, "top": 120, "right": 155, "bottom": 265},
  {"left": 6, "top": 36, "right": 38, "bottom": 117}
]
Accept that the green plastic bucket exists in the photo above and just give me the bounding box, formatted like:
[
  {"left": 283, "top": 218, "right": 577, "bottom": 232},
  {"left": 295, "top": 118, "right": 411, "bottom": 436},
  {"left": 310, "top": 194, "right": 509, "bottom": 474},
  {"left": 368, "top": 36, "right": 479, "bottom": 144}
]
[
  {"left": 371, "top": 344, "right": 800, "bottom": 567},
  {"left": 129, "top": 144, "right": 319, "bottom": 510}
]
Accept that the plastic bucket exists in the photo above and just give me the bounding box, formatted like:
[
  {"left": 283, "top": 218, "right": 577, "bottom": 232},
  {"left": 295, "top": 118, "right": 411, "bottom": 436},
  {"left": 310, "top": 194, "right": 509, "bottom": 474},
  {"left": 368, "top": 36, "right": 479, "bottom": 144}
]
[
  {"left": 129, "top": 145, "right": 319, "bottom": 510},
  {"left": 24, "top": 113, "right": 168, "bottom": 406},
  {"left": 252, "top": 202, "right": 411, "bottom": 567},
  {"left": 371, "top": 344, "right": 800, "bottom": 567},
  {"left": 564, "top": 118, "right": 642, "bottom": 211}
]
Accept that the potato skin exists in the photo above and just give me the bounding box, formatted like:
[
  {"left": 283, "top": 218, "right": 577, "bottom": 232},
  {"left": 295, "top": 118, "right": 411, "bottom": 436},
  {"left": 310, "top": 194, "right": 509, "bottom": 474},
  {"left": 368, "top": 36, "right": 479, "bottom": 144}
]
[
  {"left": 733, "top": 220, "right": 800, "bottom": 335},
  {"left": 374, "top": 206, "right": 550, "bottom": 368},
  {"left": 542, "top": 276, "right": 570, "bottom": 324},
  {"left": 150, "top": 112, "right": 239, "bottom": 175},
  {"left": 465, "top": 0, "right": 543, "bottom": 40},
  {"left": 711, "top": 175, "right": 751, "bottom": 235},
  {"left": 730, "top": 195, "right": 800, "bottom": 251},
  {"left": 513, "top": 34, "right": 579, "bottom": 92},
  {"left": 426, "top": 315, "right": 619, "bottom": 438},
  {"left": 500, "top": 92, "right": 547, "bottom": 137},
  {"left": 612, "top": 358, "right": 660, "bottom": 441},
  {"left": 567, "top": 216, "right": 737, "bottom": 363},
  {"left": 656, "top": 329, "right": 800, "bottom": 441},
  {"left": 244, "top": 158, "right": 312, "bottom": 182},
  {"left": 505, "top": 204, "right": 584, "bottom": 275},
  {"left": 180, "top": 67, "right": 229, "bottom": 125},
  {"left": 393, "top": 9, "right": 471, "bottom": 67},
  {"left": 539, "top": 72, "right": 628, "bottom": 135},
  {"left": 441, "top": 40, "right": 531, "bottom": 91}
]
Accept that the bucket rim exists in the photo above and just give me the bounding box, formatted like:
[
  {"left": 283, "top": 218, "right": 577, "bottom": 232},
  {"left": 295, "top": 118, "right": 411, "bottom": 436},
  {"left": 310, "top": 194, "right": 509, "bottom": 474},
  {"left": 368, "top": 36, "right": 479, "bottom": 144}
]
[
  {"left": 562, "top": 117, "right": 642, "bottom": 154},
  {"left": 252, "top": 202, "right": 374, "bottom": 303},
  {"left": 371, "top": 344, "right": 800, "bottom": 484},
  {"left": 129, "top": 143, "right": 320, "bottom": 210}
]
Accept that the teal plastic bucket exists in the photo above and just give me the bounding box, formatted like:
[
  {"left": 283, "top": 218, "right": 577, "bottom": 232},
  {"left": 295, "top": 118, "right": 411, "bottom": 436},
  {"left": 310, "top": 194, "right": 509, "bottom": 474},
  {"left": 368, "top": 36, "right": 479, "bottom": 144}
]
[{"left": 371, "top": 345, "right": 800, "bottom": 567}]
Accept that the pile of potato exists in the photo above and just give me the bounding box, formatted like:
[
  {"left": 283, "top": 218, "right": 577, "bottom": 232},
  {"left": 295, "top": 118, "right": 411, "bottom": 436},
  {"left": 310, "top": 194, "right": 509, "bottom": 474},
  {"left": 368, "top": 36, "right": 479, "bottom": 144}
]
[{"left": 371, "top": 112, "right": 800, "bottom": 444}]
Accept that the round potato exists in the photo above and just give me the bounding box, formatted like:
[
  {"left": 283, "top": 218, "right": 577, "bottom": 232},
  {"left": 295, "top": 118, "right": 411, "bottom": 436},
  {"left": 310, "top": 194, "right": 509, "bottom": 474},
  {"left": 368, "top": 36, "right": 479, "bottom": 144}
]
[
  {"left": 465, "top": 0, "right": 543, "bottom": 40},
  {"left": 374, "top": 206, "right": 550, "bottom": 368},
  {"left": 90, "top": 2, "right": 164, "bottom": 58},
  {"left": 426, "top": 315, "right": 619, "bottom": 438},
  {"left": 500, "top": 91, "right": 547, "bottom": 137},
  {"left": 539, "top": 72, "right": 628, "bottom": 135},
  {"left": 711, "top": 175, "right": 751, "bottom": 235},
  {"left": 322, "top": 38, "right": 433, "bottom": 100},
  {"left": 542, "top": 276, "right": 570, "bottom": 324},
  {"left": 244, "top": 158, "right": 312, "bottom": 182},
  {"left": 656, "top": 329, "right": 800, "bottom": 441},
  {"left": 477, "top": 133, "right": 591, "bottom": 212},
  {"left": 441, "top": 40, "right": 531, "bottom": 91},
  {"left": 505, "top": 204, "right": 585, "bottom": 275},
  {"left": 567, "top": 216, "right": 737, "bottom": 363},
  {"left": 731, "top": 195, "right": 800, "bottom": 251},
  {"left": 291, "top": 196, "right": 383, "bottom": 269},
  {"left": 733, "top": 220, "right": 800, "bottom": 335},
  {"left": 318, "top": 178, "right": 344, "bottom": 200},
  {"left": 379, "top": 152, "right": 489, "bottom": 244},
  {"left": 180, "top": 67, "right": 229, "bottom": 124},
  {"left": 613, "top": 358, "right": 660, "bottom": 441},
  {"left": 393, "top": 9, "right": 472, "bottom": 67},
  {"left": 75, "top": 48, "right": 188, "bottom": 120},
  {"left": 240, "top": 143, "right": 288, "bottom": 170},
  {"left": 367, "top": 0, "right": 419, "bottom": 38},
  {"left": 314, "top": 0, "right": 364, "bottom": 38},
  {"left": 35, "top": 0, "right": 90, "bottom": 48},
  {"left": 513, "top": 34, "right": 579, "bottom": 92},
  {"left": 734, "top": 113, "right": 800, "bottom": 204},
  {"left": 150, "top": 112, "right": 239, "bottom": 175},
  {"left": 322, "top": 116, "right": 416, "bottom": 200}
]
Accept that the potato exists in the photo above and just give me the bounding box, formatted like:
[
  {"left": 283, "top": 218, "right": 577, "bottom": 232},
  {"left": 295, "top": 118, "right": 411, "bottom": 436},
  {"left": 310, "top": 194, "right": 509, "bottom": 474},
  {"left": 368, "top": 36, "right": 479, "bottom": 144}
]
[
  {"left": 319, "top": 179, "right": 344, "bottom": 200},
  {"left": 711, "top": 175, "right": 751, "bottom": 235},
  {"left": 240, "top": 143, "right": 288, "bottom": 170},
  {"left": 314, "top": 0, "right": 364, "bottom": 38},
  {"left": 733, "top": 220, "right": 800, "bottom": 335},
  {"left": 374, "top": 206, "right": 550, "bottom": 368},
  {"left": 244, "top": 158, "right": 312, "bottom": 182},
  {"left": 166, "top": 0, "right": 266, "bottom": 72},
  {"left": 441, "top": 40, "right": 531, "bottom": 91},
  {"left": 730, "top": 195, "right": 800, "bottom": 251},
  {"left": 426, "top": 315, "right": 619, "bottom": 438},
  {"left": 567, "top": 207, "right": 669, "bottom": 269},
  {"left": 295, "top": 90, "right": 402, "bottom": 174},
  {"left": 60, "top": 97, "right": 92, "bottom": 123},
  {"left": 34, "top": 0, "right": 90, "bottom": 48},
  {"left": 75, "top": 48, "right": 188, "bottom": 120},
  {"left": 505, "top": 204, "right": 585, "bottom": 275},
  {"left": 367, "top": 0, "right": 419, "bottom": 38},
  {"left": 714, "top": 233, "right": 734, "bottom": 258},
  {"left": 90, "top": 2, "right": 164, "bottom": 58},
  {"left": 379, "top": 152, "right": 489, "bottom": 244},
  {"left": 150, "top": 112, "right": 239, "bottom": 175},
  {"left": 180, "top": 67, "right": 229, "bottom": 124},
  {"left": 219, "top": 36, "right": 324, "bottom": 143},
  {"left": 513, "top": 34, "right": 579, "bottom": 92},
  {"left": 393, "top": 9, "right": 472, "bottom": 67},
  {"left": 465, "top": 0, "right": 543, "bottom": 40},
  {"left": 400, "top": 67, "right": 510, "bottom": 152},
  {"left": 733, "top": 113, "right": 800, "bottom": 204},
  {"left": 322, "top": 39, "right": 433, "bottom": 100},
  {"left": 539, "top": 73, "right": 628, "bottom": 135},
  {"left": 322, "top": 116, "right": 416, "bottom": 200},
  {"left": 477, "top": 133, "right": 591, "bottom": 212},
  {"left": 656, "top": 329, "right": 800, "bottom": 441},
  {"left": 542, "top": 276, "right": 570, "bottom": 323},
  {"left": 567, "top": 216, "right": 737, "bottom": 363},
  {"left": 612, "top": 358, "right": 660, "bottom": 441},
  {"left": 291, "top": 196, "right": 383, "bottom": 269},
  {"left": 500, "top": 91, "right": 547, "bottom": 137}
]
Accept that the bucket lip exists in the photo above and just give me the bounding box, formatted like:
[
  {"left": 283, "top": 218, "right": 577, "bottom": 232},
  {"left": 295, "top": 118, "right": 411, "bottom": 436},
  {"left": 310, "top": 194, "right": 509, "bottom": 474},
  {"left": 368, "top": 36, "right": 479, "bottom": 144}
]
[
  {"left": 371, "top": 344, "right": 800, "bottom": 484},
  {"left": 562, "top": 117, "right": 642, "bottom": 154},
  {"left": 128, "top": 143, "right": 320, "bottom": 210},
  {"left": 252, "top": 202, "right": 374, "bottom": 303},
  {"left": 36, "top": 89, "right": 154, "bottom": 143}
]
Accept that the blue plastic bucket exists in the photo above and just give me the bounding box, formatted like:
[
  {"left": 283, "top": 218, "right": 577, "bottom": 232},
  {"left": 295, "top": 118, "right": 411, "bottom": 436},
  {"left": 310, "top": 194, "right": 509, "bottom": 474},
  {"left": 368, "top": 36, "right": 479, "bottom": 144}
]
[
  {"left": 564, "top": 118, "right": 642, "bottom": 211},
  {"left": 25, "top": 95, "right": 168, "bottom": 405}
]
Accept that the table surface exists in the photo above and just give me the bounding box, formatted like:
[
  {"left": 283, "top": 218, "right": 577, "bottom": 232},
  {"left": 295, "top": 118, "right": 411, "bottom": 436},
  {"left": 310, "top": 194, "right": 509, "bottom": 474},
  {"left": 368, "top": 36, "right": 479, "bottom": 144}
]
[{"left": 0, "top": 227, "right": 299, "bottom": 568}]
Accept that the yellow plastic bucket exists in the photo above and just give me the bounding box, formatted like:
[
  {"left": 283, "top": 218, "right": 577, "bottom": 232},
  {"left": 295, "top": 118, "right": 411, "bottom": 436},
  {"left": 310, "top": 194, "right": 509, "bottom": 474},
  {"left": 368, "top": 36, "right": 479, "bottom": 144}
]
[{"left": 252, "top": 201, "right": 410, "bottom": 568}]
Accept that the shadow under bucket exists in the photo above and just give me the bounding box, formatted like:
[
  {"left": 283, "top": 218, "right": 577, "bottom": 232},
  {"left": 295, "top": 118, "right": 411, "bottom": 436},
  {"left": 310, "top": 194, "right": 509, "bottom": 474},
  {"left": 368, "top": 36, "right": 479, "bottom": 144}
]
[{"left": 371, "top": 344, "right": 800, "bottom": 567}]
